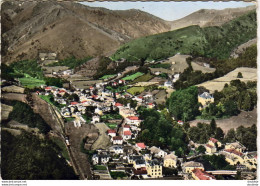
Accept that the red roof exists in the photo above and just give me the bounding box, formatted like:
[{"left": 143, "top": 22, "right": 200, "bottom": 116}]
[
  {"left": 224, "top": 149, "right": 243, "bottom": 157},
  {"left": 206, "top": 144, "right": 214, "bottom": 148},
  {"left": 92, "top": 95, "right": 98, "bottom": 98},
  {"left": 90, "top": 86, "right": 94, "bottom": 89},
  {"left": 210, "top": 137, "right": 218, "bottom": 143},
  {"left": 59, "top": 90, "right": 66, "bottom": 93},
  {"left": 124, "top": 131, "right": 132, "bottom": 136},
  {"left": 132, "top": 167, "right": 147, "bottom": 175},
  {"left": 136, "top": 143, "right": 146, "bottom": 149},
  {"left": 124, "top": 125, "right": 130, "bottom": 128},
  {"left": 107, "top": 129, "right": 116, "bottom": 134},
  {"left": 81, "top": 100, "right": 87, "bottom": 103},
  {"left": 115, "top": 103, "right": 123, "bottom": 107},
  {"left": 192, "top": 169, "right": 216, "bottom": 180},
  {"left": 116, "top": 93, "right": 119, "bottom": 95},
  {"left": 178, "top": 120, "right": 183, "bottom": 123},
  {"left": 45, "top": 87, "right": 52, "bottom": 90},
  {"left": 113, "top": 136, "right": 123, "bottom": 141},
  {"left": 138, "top": 96, "right": 143, "bottom": 99},
  {"left": 70, "top": 102, "right": 78, "bottom": 105},
  {"left": 127, "top": 116, "right": 139, "bottom": 120},
  {"left": 36, "top": 91, "right": 40, "bottom": 93},
  {"left": 148, "top": 103, "right": 154, "bottom": 105}
]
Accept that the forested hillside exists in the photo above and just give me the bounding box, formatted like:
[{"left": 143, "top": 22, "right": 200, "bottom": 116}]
[{"left": 112, "top": 11, "right": 256, "bottom": 61}]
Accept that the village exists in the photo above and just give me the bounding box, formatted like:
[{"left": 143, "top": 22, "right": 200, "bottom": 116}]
[{"left": 35, "top": 69, "right": 257, "bottom": 180}]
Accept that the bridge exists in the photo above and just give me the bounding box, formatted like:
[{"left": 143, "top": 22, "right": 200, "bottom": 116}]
[{"left": 206, "top": 170, "right": 237, "bottom": 175}]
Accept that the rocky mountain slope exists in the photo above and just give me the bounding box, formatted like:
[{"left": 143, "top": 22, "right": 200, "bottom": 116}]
[
  {"left": 169, "top": 5, "right": 256, "bottom": 30},
  {"left": 2, "top": 1, "right": 170, "bottom": 64}
]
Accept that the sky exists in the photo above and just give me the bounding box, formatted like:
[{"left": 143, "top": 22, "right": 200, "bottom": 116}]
[{"left": 81, "top": 1, "right": 255, "bottom": 21}]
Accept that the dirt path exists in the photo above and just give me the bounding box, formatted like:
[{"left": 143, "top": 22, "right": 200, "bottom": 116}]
[{"left": 189, "top": 108, "right": 257, "bottom": 133}]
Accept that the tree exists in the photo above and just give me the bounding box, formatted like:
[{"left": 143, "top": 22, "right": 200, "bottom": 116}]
[
  {"left": 215, "top": 127, "right": 224, "bottom": 141},
  {"left": 237, "top": 72, "right": 243, "bottom": 78},
  {"left": 168, "top": 86, "right": 199, "bottom": 121},
  {"left": 224, "top": 128, "right": 236, "bottom": 143},
  {"left": 209, "top": 119, "right": 217, "bottom": 135},
  {"left": 197, "top": 145, "right": 206, "bottom": 154}
]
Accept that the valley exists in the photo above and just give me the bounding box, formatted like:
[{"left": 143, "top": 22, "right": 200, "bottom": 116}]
[{"left": 1, "top": 1, "right": 257, "bottom": 181}]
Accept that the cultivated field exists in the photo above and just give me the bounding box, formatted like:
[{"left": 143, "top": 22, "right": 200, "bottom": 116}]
[
  {"left": 127, "top": 86, "right": 145, "bottom": 95},
  {"left": 19, "top": 77, "right": 45, "bottom": 88},
  {"left": 190, "top": 108, "right": 257, "bottom": 134},
  {"left": 197, "top": 67, "right": 257, "bottom": 93},
  {"left": 2, "top": 85, "right": 25, "bottom": 93},
  {"left": 1, "top": 104, "right": 13, "bottom": 121},
  {"left": 122, "top": 72, "right": 144, "bottom": 81},
  {"left": 191, "top": 62, "right": 216, "bottom": 73}
]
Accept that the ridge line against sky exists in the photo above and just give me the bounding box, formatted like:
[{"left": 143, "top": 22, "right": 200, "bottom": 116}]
[{"left": 81, "top": 1, "right": 255, "bottom": 21}]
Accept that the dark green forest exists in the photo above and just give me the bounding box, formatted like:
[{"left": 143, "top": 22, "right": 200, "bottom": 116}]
[
  {"left": 136, "top": 107, "right": 189, "bottom": 157},
  {"left": 2, "top": 130, "right": 78, "bottom": 180},
  {"left": 8, "top": 101, "right": 51, "bottom": 134}
]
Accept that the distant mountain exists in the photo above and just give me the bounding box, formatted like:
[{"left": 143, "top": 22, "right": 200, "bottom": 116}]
[
  {"left": 168, "top": 5, "right": 256, "bottom": 30},
  {"left": 1, "top": 1, "right": 170, "bottom": 64},
  {"left": 112, "top": 10, "right": 256, "bottom": 62}
]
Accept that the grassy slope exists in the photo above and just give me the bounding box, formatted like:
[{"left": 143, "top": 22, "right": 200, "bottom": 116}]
[{"left": 112, "top": 11, "right": 256, "bottom": 61}]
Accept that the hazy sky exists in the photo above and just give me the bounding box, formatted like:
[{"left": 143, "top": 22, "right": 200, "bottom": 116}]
[{"left": 81, "top": 1, "right": 255, "bottom": 21}]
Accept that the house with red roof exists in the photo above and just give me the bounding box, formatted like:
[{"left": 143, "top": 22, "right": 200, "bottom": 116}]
[
  {"left": 178, "top": 120, "right": 184, "bottom": 125},
  {"left": 192, "top": 168, "right": 216, "bottom": 180},
  {"left": 126, "top": 116, "right": 141, "bottom": 126},
  {"left": 123, "top": 124, "right": 130, "bottom": 132},
  {"left": 205, "top": 144, "right": 217, "bottom": 154},
  {"left": 112, "top": 136, "right": 123, "bottom": 145},
  {"left": 115, "top": 102, "right": 123, "bottom": 108},
  {"left": 208, "top": 137, "right": 222, "bottom": 148},
  {"left": 107, "top": 129, "right": 116, "bottom": 137},
  {"left": 45, "top": 86, "right": 52, "bottom": 91},
  {"left": 147, "top": 102, "right": 155, "bottom": 109},
  {"left": 58, "top": 89, "right": 66, "bottom": 96},
  {"left": 70, "top": 102, "right": 79, "bottom": 105},
  {"left": 123, "top": 130, "right": 132, "bottom": 140},
  {"left": 136, "top": 143, "right": 146, "bottom": 151}
]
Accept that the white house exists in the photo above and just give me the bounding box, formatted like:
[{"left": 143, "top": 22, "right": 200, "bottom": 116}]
[
  {"left": 112, "top": 136, "right": 123, "bottom": 145},
  {"left": 125, "top": 116, "right": 141, "bottom": 126},
  {"left": 92, "top": 154, "right": 110, "bottom": 165},
  {"left": 107, "top": 129, "right": 116, "bottom": 137},
  {"left": 123, "top": 125, "right": 131, "bottom": 132},
  {"left": 123, "top": 130, "right": 132, "bottom": 141},
  {"left": 92, "top": 115, "right": 100, "bottom": 123},
  {"left": 109, "top": 146, "right": 124, "bottom": 154},
  {"left": 149, "top": 146, "right": 167, "bottom": 158}
]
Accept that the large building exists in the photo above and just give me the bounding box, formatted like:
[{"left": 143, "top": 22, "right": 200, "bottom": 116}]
[{"left": 146, "top": 159, "right": 163, "bottom": 178}]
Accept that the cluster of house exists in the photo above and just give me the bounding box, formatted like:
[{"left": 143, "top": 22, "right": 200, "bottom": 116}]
[{"left": 36, "top": 75, "right": 256, "bottom": 180}]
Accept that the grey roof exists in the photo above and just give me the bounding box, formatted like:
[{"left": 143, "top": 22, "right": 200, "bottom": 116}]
[{"left": 199, "top": 92, "right": 213, "bottom": 99}]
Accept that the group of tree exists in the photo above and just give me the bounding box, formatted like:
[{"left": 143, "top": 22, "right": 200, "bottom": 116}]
[
  {"left": 44, "top": 77, "right": 67, "bottom": 88},
  {"left": 136, "top": 107, "right": 189, "bottom": 157},
  {"left": 10, "top": 59, "right": 44, "bottom": 79},
  {"left": 188, "top": 119, "right": 224, "bottom": 144},
  {"left": 8, "top": 101, "right": 51, "bottom": 134},
  {"left": 224, "top": 124, "right": 257, "bottom": 151},
  {"left": 167, "top": 86, "right": 200, "bottom": 121},
  {"left": 2, "top": 130, "right": 78, "bottom": 180},
  {"left": 200, "top": 154, "right": 236, "bottom": 170},
  {"left": 201, "top": 80, "right": 256, "bottom": 119},
  {"left": 116, "top": 98, "right": 137, "bottom": 108}
]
